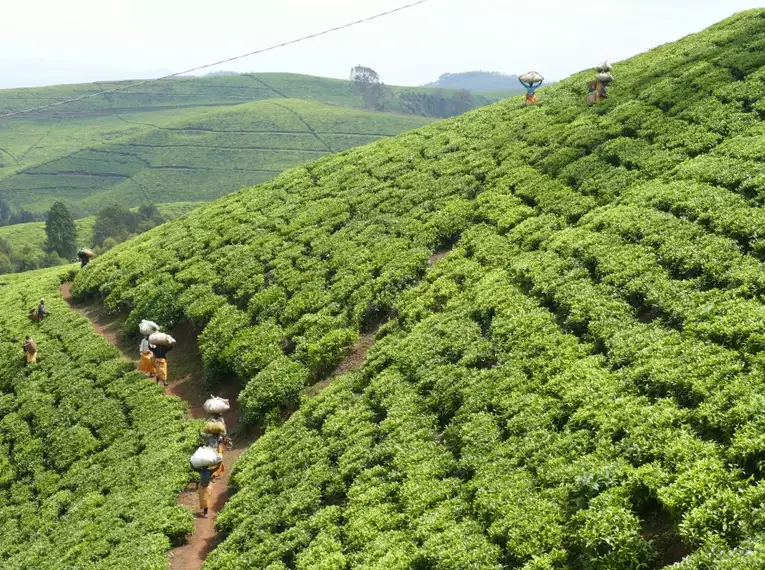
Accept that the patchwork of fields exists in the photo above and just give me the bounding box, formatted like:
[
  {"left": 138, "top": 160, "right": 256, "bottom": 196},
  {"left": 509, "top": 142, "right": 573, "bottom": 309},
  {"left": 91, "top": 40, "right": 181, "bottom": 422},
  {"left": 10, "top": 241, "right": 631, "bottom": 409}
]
[{"left": 0, "top": 73, "right": 509, "bottom": 215}]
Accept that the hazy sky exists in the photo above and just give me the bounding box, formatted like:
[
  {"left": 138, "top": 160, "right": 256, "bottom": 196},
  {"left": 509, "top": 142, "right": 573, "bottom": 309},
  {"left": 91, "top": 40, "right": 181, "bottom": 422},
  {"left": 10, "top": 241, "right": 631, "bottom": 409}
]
[{"left": 1, "top": 0, "right": 763, "bottom": 88}]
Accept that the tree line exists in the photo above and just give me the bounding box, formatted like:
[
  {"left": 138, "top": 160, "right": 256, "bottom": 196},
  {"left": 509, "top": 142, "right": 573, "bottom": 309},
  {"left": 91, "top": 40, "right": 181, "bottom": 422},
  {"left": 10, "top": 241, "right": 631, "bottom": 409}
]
[
  {"left": 0, "top": 201, "right": 169, "bottom": 275},
  {"left": 350, "top": 65, "right": 475, "bottom": 118}
]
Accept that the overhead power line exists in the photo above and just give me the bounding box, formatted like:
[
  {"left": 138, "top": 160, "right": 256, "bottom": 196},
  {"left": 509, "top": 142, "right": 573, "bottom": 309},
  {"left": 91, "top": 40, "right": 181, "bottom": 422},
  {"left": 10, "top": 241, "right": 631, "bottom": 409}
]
[{"left": 0, "top": 0, "right": 430, "bottom": 120}]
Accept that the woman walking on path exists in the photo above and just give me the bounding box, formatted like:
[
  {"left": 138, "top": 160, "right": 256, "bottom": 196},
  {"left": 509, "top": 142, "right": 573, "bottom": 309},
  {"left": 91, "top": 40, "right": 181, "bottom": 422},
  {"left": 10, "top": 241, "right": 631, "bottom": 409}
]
[
  {"left": 149, "top": 343, "right": 173, "bottom": 386},
  {"left": 196, "top": 466, "right": 215, "bottom": 518},
  {"left": 138, "top": 337, "right": 156, "bottom": 377}
]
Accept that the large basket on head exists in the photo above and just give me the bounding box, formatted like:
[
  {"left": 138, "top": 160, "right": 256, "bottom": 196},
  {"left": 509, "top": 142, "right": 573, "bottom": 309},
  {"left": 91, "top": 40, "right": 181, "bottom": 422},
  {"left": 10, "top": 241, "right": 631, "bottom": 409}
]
[{"left": 519, "top": 71, "right": 544, "bottom": 85}]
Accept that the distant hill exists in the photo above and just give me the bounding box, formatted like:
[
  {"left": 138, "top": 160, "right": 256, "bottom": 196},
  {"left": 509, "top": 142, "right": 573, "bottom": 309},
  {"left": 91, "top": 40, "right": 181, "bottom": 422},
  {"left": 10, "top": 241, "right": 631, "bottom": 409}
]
[
  {"left": 0, "top": 99, "right": 432, "bottom": 214},
  {"left": 424, "top": 71, "right": 528, "bottom": 92},
  {"left": 0, "top": 72, "right": 507, "bottom": 217}
]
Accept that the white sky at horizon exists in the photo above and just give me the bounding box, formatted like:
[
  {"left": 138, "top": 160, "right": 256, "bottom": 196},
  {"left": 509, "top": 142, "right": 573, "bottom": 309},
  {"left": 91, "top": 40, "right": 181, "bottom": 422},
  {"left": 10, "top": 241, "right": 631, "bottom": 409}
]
[{"left": 1, "top": 0, "right": 762, "bottom": 89}]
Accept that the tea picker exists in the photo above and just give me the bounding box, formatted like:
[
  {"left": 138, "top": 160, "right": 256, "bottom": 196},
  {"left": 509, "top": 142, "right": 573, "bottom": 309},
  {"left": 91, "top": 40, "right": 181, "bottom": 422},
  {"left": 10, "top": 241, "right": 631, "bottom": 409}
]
[
  {"left": 77, "top": 248, "right": 95, "bottom": 268},
  {"left": 148, "top": 331, "right": 175, "bottom": 386},
  {"left": 518, "top": 71, "right": 544, "bottom": 105},
  {"left": 587, "top": 61, "right": 614, "bottom": 105},
  {"left": 23, "top": 336, "right": 37, "bottom": 365},
  {"left": 190, "top": 446, "right": 222, "bottom": 518}
]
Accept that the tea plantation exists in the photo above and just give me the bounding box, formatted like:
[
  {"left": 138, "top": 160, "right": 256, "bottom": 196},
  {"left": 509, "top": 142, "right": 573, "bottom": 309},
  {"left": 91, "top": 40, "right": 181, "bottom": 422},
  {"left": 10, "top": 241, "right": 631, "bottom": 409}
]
[
  {"left": 0, "top": 73, "right": 507, "bottom": 215},
  {"left": 71, "top": 9, "right": 765, "bottom": 568},
  {"left": 0, "top": 267, "right": 199, "bottom": 569}
]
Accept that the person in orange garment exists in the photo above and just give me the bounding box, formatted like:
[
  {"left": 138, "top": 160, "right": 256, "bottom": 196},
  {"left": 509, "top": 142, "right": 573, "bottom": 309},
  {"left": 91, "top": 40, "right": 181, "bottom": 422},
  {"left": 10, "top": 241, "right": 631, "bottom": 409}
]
[
  {"left": 203, "top": 422, "right": 227, "bottom": 476},
  {"left": 149, "top": 342, "right": 173, "bottom": 386},
  {"left": 137, "top": 337, "right": 156, "bottom": 377}
]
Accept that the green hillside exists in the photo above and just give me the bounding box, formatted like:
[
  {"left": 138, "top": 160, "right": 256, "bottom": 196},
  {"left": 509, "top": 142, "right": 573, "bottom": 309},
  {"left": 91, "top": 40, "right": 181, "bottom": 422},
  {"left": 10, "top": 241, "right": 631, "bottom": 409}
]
[
  {"left": 0, "top": 267, "right": 198, "bottom": 568},
  {"left": 0, "top": 99, "right": 432, "bottom": 214},
  {"left": 68, "top": 8, "right": 765, "bottom": 568},
  {"left": 0, "top": 73, "right": 508, "bottom": 216}
]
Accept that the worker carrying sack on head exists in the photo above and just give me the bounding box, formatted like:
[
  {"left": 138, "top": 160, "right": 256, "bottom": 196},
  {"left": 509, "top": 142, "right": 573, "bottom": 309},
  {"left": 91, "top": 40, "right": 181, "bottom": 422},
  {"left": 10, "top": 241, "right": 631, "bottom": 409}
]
[
  {"left": 77, "top": 248, "right": 95, "bottom": 268},
  {"left": 196, "top": 465, "right": 215, "bottom": 518},
  {"left": 138, "top": 337, "right": 156, "bottom": 377},
  {"left": 519, "top": 71, "right": 544, "bottom": 105},
  {"left": 190, "top": 446, "right": 222, "bottom": 519},
  {"left": 149, "top": 342, "right": 173, "bottom": 387},
  {"left": 23, "top": 336, "right": 37, "bottom": 365},
  {"left": 148, "top": 332, "right": 175, "bottom": 386},
  {"left": 203, "top": 421, "right": 227, "bottom": 476}
]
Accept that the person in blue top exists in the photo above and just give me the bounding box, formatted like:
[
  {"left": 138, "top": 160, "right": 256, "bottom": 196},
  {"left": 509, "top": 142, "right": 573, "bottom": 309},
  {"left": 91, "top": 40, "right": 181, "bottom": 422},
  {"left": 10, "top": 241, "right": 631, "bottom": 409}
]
[{"left": 519, "top": 77, "right": 543, "bottom": 105}]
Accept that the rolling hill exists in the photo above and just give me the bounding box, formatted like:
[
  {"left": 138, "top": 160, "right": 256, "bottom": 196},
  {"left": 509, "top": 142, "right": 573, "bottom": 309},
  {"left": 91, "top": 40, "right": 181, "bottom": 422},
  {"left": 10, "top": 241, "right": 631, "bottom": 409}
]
[
  {"left": 0, "top": 73, "right": 511, "bottom": 216},
  {"left": 30, "top": 7, "right": 765, "bottom": 568},
  {"left": 0, "top": 99, "right": 432, "bottom": 213}
]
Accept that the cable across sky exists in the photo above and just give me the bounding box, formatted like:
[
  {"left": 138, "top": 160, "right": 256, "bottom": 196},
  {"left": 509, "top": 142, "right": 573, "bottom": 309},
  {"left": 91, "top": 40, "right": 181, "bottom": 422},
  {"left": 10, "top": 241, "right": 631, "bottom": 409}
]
[{"left": 0, "top": 0, "right": 431, "bottom": 120}]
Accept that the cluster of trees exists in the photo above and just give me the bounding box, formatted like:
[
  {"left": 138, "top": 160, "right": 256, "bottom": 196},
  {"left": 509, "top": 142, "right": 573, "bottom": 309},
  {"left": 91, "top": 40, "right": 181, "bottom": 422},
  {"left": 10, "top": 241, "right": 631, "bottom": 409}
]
[
  {"left": 350, "top": 65, "right": 475, "bottom": 118},
  {"left": 92, "top": 203, "right": 167, "bottom": 251},
  {"left": 0, "top": 198, "right": 45, "bottom": 226},
  {"left": 424, "top": 70, "right": 526, "bottom": 92},
  {"left": 0, "top": 202, "right": 169, "bottom": 275}
]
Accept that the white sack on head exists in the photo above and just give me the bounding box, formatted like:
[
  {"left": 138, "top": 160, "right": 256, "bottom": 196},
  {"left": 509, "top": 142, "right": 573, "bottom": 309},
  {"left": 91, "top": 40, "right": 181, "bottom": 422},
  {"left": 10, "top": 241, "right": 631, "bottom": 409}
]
[
  {"left": 190, "top": 446, "right": 222, "bottom": 469},
  {"left": 595, "top": 61, "right": 613, "bottom": 72},
  {"left": 139, "top": 320, "right": 160, "bottom": 337},
  {"left": 149, "top": 332, "right": 176, "bottom": 346},
  {"left": 204, "top": 397, "right": 231, "bottom": 414},
  {"left": 596, "top": 72, "right": 614, "bottom": 84},
  {"left": 519, "top": 71, "right": 544, "bottom": 84}
]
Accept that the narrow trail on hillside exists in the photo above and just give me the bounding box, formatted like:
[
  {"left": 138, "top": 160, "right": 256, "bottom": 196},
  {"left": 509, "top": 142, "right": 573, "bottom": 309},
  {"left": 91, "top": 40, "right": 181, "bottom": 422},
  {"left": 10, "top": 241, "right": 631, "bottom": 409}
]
[
  {"left": 59, "top": 281, "right": 380, "bottom": 568},
  {"left": 59, "top": 283, "right": 252, "bottom": 570}
]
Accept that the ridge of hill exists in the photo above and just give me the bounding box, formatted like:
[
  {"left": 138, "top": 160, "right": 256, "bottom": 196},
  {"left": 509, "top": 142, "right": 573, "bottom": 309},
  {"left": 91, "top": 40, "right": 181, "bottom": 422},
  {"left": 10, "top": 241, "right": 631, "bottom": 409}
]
[
  {"left": 71, "top": 8, "right": 765, "bottom": 567},
  {"left": 425, "top": 70, "right": 528, "bottom": 92},
  {"left": 0, "top": 267, "right": 198, "bottom": 568},
  {"left": 0, "top": 73, "right": 509, "bottom": 216},
  {"left": 0, "top": 72, "right": 505, "bottom": 117}
]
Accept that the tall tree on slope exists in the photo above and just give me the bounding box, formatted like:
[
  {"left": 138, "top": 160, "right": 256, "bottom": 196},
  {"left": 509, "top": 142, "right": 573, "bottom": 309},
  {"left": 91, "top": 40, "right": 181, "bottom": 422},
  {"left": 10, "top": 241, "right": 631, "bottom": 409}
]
[{"left": 45, "top": 201, "right": 77, "bottom": 259}]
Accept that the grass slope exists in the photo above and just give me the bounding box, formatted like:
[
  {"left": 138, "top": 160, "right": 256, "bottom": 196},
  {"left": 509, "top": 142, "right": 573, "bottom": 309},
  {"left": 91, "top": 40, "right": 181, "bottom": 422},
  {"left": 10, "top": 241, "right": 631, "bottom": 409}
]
[
  {"left": 70, "top": 9, "right": 765, "bottom": 568},
  {"left": 0, "top": 100, "right": 432, "bottom": 213},
  {"left": 0, "top": 267, "right": 198, "bottom": 569}
]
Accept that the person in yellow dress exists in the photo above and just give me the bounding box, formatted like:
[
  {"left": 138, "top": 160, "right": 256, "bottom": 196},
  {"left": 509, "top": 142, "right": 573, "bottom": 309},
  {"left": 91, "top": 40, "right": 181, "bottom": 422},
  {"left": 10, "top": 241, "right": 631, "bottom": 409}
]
[
  {"left": 203, "top": 422, "right": 226, "bottom": 476},
  {"left": 149, "top": 343, "right": 173, "bottom": 386},
  {"left": 23, "top": 336, "right": 37, "bottom": 364},
  {"left": 137, "top": 337, "right": 156, "bottom": 377}
]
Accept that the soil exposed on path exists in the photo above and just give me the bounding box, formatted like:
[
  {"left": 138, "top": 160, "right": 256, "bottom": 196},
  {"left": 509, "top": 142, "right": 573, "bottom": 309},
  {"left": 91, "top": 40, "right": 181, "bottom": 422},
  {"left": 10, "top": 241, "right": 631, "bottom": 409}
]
[
  {"left": 59, "top": 283, "right": 254, "bottom": 570},
  {"left": 59, "top": 281, "right": 379, "bottom": 568}
]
